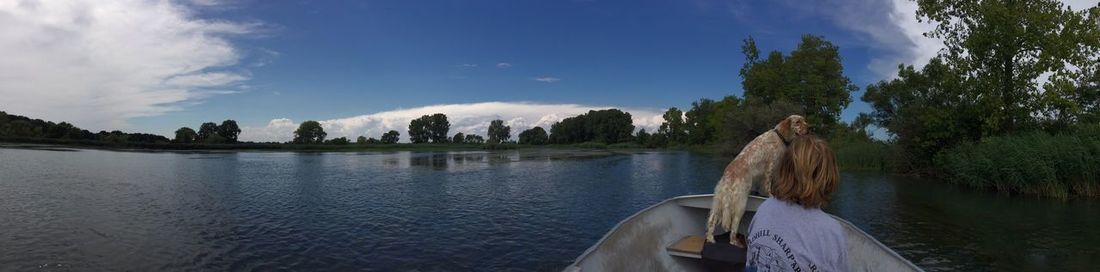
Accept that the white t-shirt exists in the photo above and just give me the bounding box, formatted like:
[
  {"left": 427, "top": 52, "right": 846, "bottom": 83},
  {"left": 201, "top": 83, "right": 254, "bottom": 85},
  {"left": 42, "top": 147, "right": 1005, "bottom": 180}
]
[{"left": 746, "top": 197, "right": 848, "bottom": 272}]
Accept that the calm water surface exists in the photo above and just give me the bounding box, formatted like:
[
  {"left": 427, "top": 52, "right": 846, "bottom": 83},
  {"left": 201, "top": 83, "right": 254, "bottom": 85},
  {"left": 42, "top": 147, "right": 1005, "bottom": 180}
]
[{"left": 0, "top": 147, "right": 1096, "bottom": 271}]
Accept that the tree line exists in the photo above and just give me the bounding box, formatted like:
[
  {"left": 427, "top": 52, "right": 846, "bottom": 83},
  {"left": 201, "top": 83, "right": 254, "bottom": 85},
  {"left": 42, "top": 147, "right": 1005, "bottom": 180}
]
[
  {"left": 174, "top": 120, "right": 240, "bottom": 144},
  {"left": 0, "top": 111, "right": 171, "bottom": 144}
]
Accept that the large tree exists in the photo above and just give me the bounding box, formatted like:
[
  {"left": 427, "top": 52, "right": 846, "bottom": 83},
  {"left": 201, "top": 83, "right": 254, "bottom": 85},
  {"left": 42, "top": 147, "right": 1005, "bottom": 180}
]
[
  {"left": 916, "top": 0, "right": 1100, "bottom": 134},
  {"left": 217, "top": 120, "right": 241, "bottom": 143},
  {"left": 452, "top": 132, "right": 466, "bottom": 144},
  {"left": 658, "top": 107, "right": 686, "bottom": 144},
  {"left": 174, "top": 127, "right": 197, "bottom": 144},
  {"left": 197, "top": 122, "right": 218, "bottom": 142},
  {"left": 685, "top": 99, "right": 718, "bottom": 145},
  {"left": 487, "top": 119, "right": 511, "bottom": 144},
  {"left": 464, "top": 134, "right": 485, "bottom": 144},
  {"left": 740, "top": 35, "right": 857, "bottom": 137},
  {"left": 409, "top": 113, "right": 450, "bottom": 143},
  {"left": 381, "top": 130, "right": 400, "bottom": 144},
  {"left": 863, "top": 58, "right": 981, "bottom": 167},
  {"left": 429, "top": 113, "right": 450, "bottom": 143},
  {"left": 293, "top": 121, "right": 326, "bottom": 144},
  {"left": 518, "top": 126, "right": 548, "bottom": 145},
  {"left": 548, "top": 109, "right": 634, "bottom": 144},
  {"left": 408, "top": 116, "right": 431, "bottom": 144}
]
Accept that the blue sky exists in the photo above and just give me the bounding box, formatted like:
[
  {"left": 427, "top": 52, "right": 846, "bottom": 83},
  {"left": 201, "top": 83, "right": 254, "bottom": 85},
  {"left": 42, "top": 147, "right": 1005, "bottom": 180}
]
[{"left": 4, "top": 0, "right": 1006, "bottom": 141}]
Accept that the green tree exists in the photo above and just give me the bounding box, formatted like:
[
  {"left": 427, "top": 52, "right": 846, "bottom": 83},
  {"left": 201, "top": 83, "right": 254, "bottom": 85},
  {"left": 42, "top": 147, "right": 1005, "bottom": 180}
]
[
  {"left": 464, "top": 134, "right": 485, "bottom": 144},
  {"left": 327, "top": 137, "right": 350, "bottom": 145},
  {"left": 863, "top": 58, "right": 983, "bottom": 168},
  {"left": 710, "top": 95, "right": 745, "bottom": 144},
  {"left": 197, "top": 122, "right": 218, "bottom": 142},
  {"left": 518, "top": 126, "right": 549, "bottom": 145},
  {"left": 588, "top": 109, "right": 634, "bottom": 143},
  {"left": 429, "top": 113, "right": 450, "bottom": 143},
  {"left": 408, "top": 116, "right": 431, "bottom": 144},
  {"left": 452, "top": 132, "right": 466, "bottom": 144},
  {"left": 685, "top": 99, "right": 718, "bottom": 144},
  {"left": 356, "top": 136, "right": 367, "bottom": 144},
  {"left": 548, "top": 109, "right": 634, "bottom": 144},
  {"left": 658, "top": 107, "right": 686, "bottom": 144},
  {"left": 635, "top": 128, "right": 651, "bottom": 146},
  {"left": 487, "top": 119, "right": 511, "bottom": 144},
  {"left": 549, "top": 115, "right": 587, "bottom": 144},
  {"left": 174, "top": 127, "right": 197, "bottom": 144},
  {"left": 104, "top": 130, "right": 129, "bottom": 144},
  {"left": 217, "top": 120, "right": 241, "bottom": 143},
  {"left": 740, "top": 35, "right": 858, "bottom": 137},
  {"left": 293, "top": 121, "right": 326, "bottom": 144},
  {"left": 917, "top": 0, "right": 1100, "bottom": 134},
  {"left": 381, "top": 130, "right": 400, "bottom": 144}
]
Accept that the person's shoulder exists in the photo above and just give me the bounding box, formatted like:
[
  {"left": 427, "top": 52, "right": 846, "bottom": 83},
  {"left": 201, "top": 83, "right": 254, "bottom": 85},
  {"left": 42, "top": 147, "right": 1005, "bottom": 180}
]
[{"left": 816, "top": 213, "right": 847, "bottom": 245}]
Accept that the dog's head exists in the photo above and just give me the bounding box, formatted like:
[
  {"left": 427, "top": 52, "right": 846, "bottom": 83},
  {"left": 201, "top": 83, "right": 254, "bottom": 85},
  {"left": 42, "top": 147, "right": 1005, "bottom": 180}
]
[{"left": 775, "top": 115, "right": 810, "bottom": 141}]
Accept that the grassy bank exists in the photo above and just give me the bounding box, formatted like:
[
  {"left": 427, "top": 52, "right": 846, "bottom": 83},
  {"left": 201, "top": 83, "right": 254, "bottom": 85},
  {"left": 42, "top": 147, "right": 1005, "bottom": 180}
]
[
  {"left": 831, "top": 139, "right": 897, "bottom": 172},
  {"left": 935, "top": 127, "right": 1100, "bottom": 199}
]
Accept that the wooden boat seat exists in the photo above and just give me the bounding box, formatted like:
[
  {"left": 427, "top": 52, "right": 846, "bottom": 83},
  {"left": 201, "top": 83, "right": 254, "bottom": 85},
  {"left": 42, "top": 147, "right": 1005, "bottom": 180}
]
[
  {"left": 668, "top": 233, "right": 747, "bottom": 267},
  {"left": 667, "top": 235, "right": 705, "bottom": 259}
]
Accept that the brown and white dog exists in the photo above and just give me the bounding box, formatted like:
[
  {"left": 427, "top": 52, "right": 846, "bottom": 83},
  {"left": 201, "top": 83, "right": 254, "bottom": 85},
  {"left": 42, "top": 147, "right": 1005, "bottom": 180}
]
[{"left": 705, "top": 115, "right": 810, "bottom": 245}]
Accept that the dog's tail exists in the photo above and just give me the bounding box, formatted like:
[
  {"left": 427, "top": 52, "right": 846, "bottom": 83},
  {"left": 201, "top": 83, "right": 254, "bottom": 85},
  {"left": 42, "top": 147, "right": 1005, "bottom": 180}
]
[{"left": 705, "top": 176, "right": 752, "bottom": 244}]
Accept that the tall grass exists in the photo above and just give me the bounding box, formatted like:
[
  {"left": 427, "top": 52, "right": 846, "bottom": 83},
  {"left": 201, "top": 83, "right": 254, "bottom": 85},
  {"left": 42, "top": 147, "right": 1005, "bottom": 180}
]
[
  {"left": 935, "top": 127, "right": 1100, "bottom": 199},
  {"left": 832, "top": 139, "right": 897, "bottom": 172}
]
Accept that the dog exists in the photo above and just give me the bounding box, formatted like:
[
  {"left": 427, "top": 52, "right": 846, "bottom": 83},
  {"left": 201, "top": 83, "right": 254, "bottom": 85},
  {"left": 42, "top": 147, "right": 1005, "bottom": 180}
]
[{"left": 705, "top": 115, "right": 809, "bottom": 245}]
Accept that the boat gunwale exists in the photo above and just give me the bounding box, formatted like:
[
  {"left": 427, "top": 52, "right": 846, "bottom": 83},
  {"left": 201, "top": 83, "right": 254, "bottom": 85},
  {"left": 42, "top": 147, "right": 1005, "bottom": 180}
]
[{"left": 565, "top": 194, "right": 923, "bottom": 271}]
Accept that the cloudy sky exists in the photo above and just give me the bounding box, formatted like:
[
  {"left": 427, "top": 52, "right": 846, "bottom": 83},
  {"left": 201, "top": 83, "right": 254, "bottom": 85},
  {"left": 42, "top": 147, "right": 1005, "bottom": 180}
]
[{"left": 1, "top": 0, "right": 1096, "bottom": 142}]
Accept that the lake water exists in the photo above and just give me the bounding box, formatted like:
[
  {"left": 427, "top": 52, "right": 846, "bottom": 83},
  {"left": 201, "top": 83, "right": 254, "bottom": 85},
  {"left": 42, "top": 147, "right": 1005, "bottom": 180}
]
[{"left": 0, "top": 147, "right": 1097, "bottom": 271}]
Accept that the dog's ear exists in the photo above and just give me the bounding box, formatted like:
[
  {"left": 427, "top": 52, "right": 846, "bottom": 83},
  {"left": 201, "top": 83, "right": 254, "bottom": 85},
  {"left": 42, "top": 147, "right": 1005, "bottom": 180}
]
[{"left": 776, "top": 116, "right": 792, "bottom": 138}]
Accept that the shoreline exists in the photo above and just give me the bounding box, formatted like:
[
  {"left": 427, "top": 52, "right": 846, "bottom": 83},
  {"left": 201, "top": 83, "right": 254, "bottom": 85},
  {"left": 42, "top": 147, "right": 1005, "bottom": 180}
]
[{"left": 0, "top": 139, "right": 665, "bottom": 153}]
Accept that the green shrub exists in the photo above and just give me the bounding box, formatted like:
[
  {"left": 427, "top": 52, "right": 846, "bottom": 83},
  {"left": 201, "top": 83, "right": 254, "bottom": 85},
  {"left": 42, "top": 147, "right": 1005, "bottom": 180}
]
[{"left": 936, "top": 129, "right": 1100, "bottom": 199}]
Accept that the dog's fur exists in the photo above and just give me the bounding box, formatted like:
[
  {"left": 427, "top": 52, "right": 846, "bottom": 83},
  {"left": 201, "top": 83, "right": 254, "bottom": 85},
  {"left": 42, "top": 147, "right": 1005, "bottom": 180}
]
[{"left": 705, "top": 115, "right": 809, "bottom": 245}]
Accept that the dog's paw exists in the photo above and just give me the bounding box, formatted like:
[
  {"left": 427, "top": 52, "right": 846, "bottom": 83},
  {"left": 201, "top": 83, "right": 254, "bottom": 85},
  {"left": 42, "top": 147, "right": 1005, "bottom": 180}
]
[{"left": 731, "top": 238, "right": 746, "bottom": 248}]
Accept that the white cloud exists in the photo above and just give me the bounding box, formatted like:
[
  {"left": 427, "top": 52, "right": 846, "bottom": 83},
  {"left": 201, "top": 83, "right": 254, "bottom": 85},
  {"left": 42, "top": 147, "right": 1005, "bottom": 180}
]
[
  {"left": 239, "top": 102, "right": 666, "bottom": 143},
  {"left": 868, "top": 0, "right": 943, "bottom": 78},
  {"left": 496, "top": 62, "right": 512, "bottom": 68},
  {"left": 461, "top": 63, "right": 478, "bottom": 68},
  {"left": 189, "top": 0, "right": 226, "bottom": 6},
  {"left": 775, "top": 0, "right": 1096, "bottom": 80},
  {"left": 534, "top": 76, "right": 561, "bottom": 83},
  {"left": 1063, "top": 0, "right": 1099, "bottom": 11},
  {"left": 763, "top": 0, "right": 941, "bottom": 79},
  {"left": 0, "top": 0, "right": 257, "bottom": 131}
]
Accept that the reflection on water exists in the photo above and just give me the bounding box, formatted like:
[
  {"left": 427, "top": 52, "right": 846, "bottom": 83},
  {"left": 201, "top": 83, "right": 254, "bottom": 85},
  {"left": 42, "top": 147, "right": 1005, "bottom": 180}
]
[
  {"left": 0, "top": 148, "right": 1096, "bottom": 271},
  {"left": 830, "top": 173, "right": 1100, "bottom": 271}
]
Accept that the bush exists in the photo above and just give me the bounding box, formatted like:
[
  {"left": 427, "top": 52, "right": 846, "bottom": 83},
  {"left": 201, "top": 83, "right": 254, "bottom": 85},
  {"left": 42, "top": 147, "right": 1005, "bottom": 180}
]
[{"left": 935, "top": 128, "right": 1100, "bottom": 199}]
